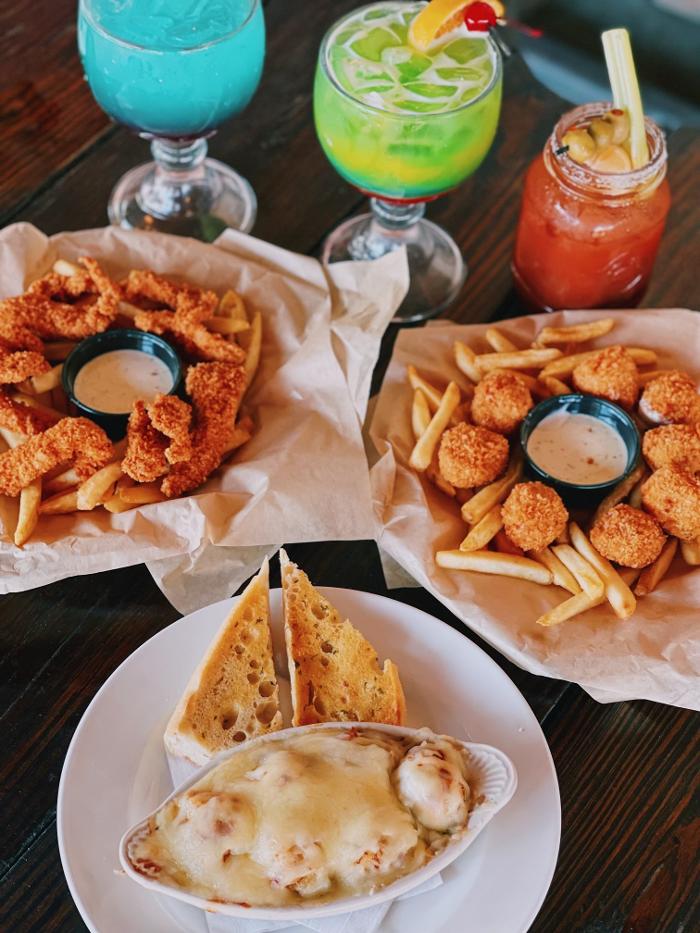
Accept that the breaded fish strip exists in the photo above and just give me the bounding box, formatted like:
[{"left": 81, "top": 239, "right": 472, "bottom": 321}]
[
  {"left": 0, "top": 389, "right": 57, "bottom": 435},
  {"left": 0, "top": 417, "right": 113, "bottom": 496},
  {"left": 122, "top": 401, "right": 170, "bottom": 483},
  {"left": 147, "top": 394, "right": 192, "bottom": 464},
  {"left": 161, "top": 362, "right": 246, "bottom": 497}
]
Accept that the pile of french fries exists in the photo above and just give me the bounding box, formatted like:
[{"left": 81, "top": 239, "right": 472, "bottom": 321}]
[
  {"left": 2, "top": 260, "right": 262, "bottom": 547},
  {"left": 405, "top": 317, "right": 700, "bottom": 627}
]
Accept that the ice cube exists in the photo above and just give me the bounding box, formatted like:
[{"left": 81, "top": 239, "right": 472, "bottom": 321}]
[
  {"left": 350, "top": 27, "right": 401, "bottom": 62},
  {"left": 443, "top": 38, "right": 487, "bottom": 64}
]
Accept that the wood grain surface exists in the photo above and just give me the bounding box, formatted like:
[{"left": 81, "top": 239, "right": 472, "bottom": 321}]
[{"left": 0, "top": 0, "right": 698, "bottom": 930}]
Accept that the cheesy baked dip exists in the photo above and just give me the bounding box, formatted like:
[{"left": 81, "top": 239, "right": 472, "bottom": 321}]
[{"left": 127, "top": 728, "right": 471, "bottom": 907}]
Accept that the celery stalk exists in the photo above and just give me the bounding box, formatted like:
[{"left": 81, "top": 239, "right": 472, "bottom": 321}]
[{"left": 602, "top": 28, "right": 649, "bottom": 169}]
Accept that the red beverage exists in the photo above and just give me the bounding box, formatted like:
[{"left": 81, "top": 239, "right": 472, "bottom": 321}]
[{"left": 512, "top": 103, "right": 671, "bottom": 312}]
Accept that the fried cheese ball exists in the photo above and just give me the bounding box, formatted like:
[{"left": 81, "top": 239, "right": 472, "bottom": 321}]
[
  {"left": 638, "top": 370, "right": 700, "bottom": 425},
  {"left": 641, "top": 466, "right": 700, "bottom": 540},
  {"left": 471, "top": 370, "right": 533, "bottom": 435},
  {"left": 572, "top": 346, "right": 639, "bottom": 410},
  {"left": 438, "top": 423, "right": 509, "bottom": 489},
  {"left": 501, "top": 481, "right": 568, "bottom": 552},
  {"left": 642, "top": 424, "right": 700, "bottom": 473},
  {"left": 590, "top": 504, "right": 666, "bottom": 568}
]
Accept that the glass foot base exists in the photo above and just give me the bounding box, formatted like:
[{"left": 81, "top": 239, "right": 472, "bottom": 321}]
[
  {"left": 108, "top": 157, "right": 257, "bottom": 243},
  {"left": 322, "top": 208, "right": 466, "bottom": 324}
]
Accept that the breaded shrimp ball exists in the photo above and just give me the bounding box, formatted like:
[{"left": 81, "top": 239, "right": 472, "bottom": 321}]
[
  {"left": 642, "top": 424, "right": 700, "bottom": 473},
  {"left": 590, "top": 504, "right": 666, "bottom": 568},
  {"left": 641, "top": 466, "right": 700, "bottom": 540},
  {"left": 471, "top": 370, "right": 533, "bottom": 435},
  {"left": 501, "top": 481, "right": 568, "bottom": 552},
  {"left": 438, "top": 423, "right": 509, "bottom": 489},
  {"left": 638, "top": 370, "right": 700, "bottom": 425},
  {"left": 572, "top": 345, "right": 639, "bottom": 410}
]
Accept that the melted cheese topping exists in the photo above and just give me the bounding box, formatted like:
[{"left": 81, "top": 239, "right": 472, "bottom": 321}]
[{"left": 128, "top": 730, "right": 470, "bottom": 907}]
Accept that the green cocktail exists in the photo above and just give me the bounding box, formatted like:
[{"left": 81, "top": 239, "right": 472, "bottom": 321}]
[{"left": 313, "top": 1, "right": 502, "bottom": 321}]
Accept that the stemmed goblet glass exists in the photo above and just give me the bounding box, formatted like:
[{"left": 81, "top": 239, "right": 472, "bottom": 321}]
[{"left": 78, "top": 0, "right": 265, "bottom": 241}]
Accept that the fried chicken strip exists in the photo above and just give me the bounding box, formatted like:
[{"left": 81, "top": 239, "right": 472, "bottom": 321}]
[
  {"left": 0, "top": 389, "right": 58, "bottom": 435},
  {"left": 0, "top": 349, "right": 50, "bottom": 384},
  {"left": 0, "top": 417, "right": 113, "bottom": 496},
  {"left": 161, "top": 362, "right": 246, "bottom": 497},
  {"left": 122, "top": 401, "right": 170, "bottom": 483},
  {"left": 133, "top": 308, "right": 245, "bottom": 364},
  {"left": 147, "top": 394, "right": 192, "bottom": 464}
]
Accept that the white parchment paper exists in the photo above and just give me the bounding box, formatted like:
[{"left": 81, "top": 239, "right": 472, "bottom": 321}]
[
  {"left": 369, "top": 309, "right": 700, "bottom": 710},
  {"left": 0, "top": 223, "right": 408, "bottom": 610}
]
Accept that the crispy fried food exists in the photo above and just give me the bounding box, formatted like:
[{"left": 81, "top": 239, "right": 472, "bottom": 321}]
[
  {"left": 147, "top": 394, "right": 192, "bottom": 464},
  {"left": 125, "top": 269, "right": 244, "bottom": 364},
  {"left": 638, "top": 370, "right": 700, "bottom": 425},
  {"left": 501, "top": 481, "right": 568, "bottom": 552},
  {"left": 471, "top": 370, "right": 533, "bottom": 435},
  {"left": 642, "top": 423, "right": 700, "bottom": 473},
  {"left": 0, "top": 416, "right": 113, "bottom": 496},
  {"left": 641, "top": 466, "right": 700, "bottom": 541},
  {"left": 0, "top": 388, "right": 57, "bottom": 435},
  {"left": 123, "top": 401, "right": 170, "bottom": 483},
  {"left": 438, "top": 423, "right": 509, "bottom": 489},
  {"left": 161, "top": 362, "right": 247, "bottom": 497},
  {"left": 589, "top": 503, "right": 666, "bottom": 568},
  {"left": 571, "top": 345, "right": 639, "bottom": 409},
  {"left": 0, "top": 349, "right": 50, "bottom": 384}
]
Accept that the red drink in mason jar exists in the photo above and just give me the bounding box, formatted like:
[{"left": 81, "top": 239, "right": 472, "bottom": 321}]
[{"left": 512, "top": 102, "right": 670, "bottom": 312}]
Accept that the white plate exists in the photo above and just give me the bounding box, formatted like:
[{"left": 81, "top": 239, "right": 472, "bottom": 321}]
[{"left": 58, "top": 588, "right": 560, "bottom": 933}]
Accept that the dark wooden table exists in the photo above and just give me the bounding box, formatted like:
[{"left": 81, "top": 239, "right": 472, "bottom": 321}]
[{"left": 1, "top": 2, "right": 699, "bottom": 931}]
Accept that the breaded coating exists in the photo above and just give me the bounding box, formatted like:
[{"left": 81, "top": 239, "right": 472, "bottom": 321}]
[
  {"left": 0, "top": 417, "right": 113, "bottom": 496},
  {"left": 638, "top": 370, "right": 700, "bottom": 425},
  {"left": 471, "top": 370, "right": 533, "bottom": 435},
  {"left": 161, "top": 362, "right": 247, "bottom": 497},
  {"left": 501, "top": 481, "right": 568, "bottom": 552},
  {"left": 641, "top": 466, "right": 700, "bottom": 541},
  {"left": 134, "top": 308, "right": 244, "bottom": 363},
  {"left": 572, "top": 345, "right": 639, "bottom": 410},
  {"left": 0, "top": 349, "right": 50, "bottom": 384},
  {"left": 147, "top": 394, "right": 192, "bottom": 464},
  {"left": 0, "top": 389, "right": 57, "bottom": 435},
  {"left": 122, "top": 401, "right": 170, "bottom": 483},
  {"left": 437, "top": 423, "right": 509, "bottom": 489},
  {"left": 642, "top": 424, "right": 700, "bottom": 473},
  {"left": 590, "top": 504, "right": 666, "bottom": 568}
]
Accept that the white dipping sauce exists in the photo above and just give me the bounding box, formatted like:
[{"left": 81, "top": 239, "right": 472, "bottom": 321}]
[
  {"left": 527, "top": 410, "right": 628, "bottom": 485},
  {"left": 74, "top": 349, "right": 173, "bottom": 414}
]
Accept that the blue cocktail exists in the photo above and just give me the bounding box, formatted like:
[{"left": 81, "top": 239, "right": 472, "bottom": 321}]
[{"left": 78, "top": 0, "right": 265, "bottom": 239}]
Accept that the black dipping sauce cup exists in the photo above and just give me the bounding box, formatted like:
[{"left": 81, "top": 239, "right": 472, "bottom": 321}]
[
  {"left": 62, "top": 330, "right": 182, "bottom": 439},
  {"left": 520, "top": 394, "right": 641, "bottom": 507}
]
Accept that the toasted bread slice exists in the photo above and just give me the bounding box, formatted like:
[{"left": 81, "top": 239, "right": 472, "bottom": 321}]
[
  {"left": 164, "top": 558, "right": 283, "bottom": 765},
  {"left": 280, "top": 550, "right": 406, "bottom": 727}
]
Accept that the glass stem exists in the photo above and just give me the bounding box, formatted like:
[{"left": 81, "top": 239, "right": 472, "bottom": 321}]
[
  {"left": 347, "top": 198, "right": 426, "bottom": 262},
  {"left": 137, "top": 137, "right": 220, "bottom": 220},
  {"left": 370, "top": 197, "right": 426, "bottom": 230}
]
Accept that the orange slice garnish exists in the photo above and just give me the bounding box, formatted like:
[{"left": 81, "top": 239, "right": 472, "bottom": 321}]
[{"left": 408, "top": 0, "right": 504, "bottom": 51}]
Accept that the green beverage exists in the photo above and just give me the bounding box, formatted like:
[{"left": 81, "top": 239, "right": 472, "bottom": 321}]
[{"left": 314, "top": 1, "right": 502, "bottom": 201}]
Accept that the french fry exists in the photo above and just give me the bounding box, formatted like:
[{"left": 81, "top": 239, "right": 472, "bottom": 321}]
[
  {"left": 40, "top": 488, "right": 79, "bottom": 515},
  {"left": 555, "top": 527, "right": 571, "bottom": 545},
  {"left": 637, "top": 369, "right": 673, "bottom": 386},
  {"left": 44, "top": 341, "right": 78, "bottom": 362},
  {"left": 436, "top": 549, "right": 553, "bottom": 585},
  {"left": 541, "top": 347, "right": 657, "bottom": 379},
  {"left": 591, "top": 462, "right": 645, "bottom": 525},
  {"left": 243, "top": 311, "right": 262, "bottom": 385},
  {"left": 476, "top": 348, "right": 562, "bottom": 374},
  {"left": 407, "top": 366, "right": 443, "bottom": 412},
  {"left": 454, "top": 341, "right": 482, "bottom": 383},
  {"left": 552, "top": 544, "right": 605, "bottom": 599},
  {"left": 222, "top": 424, "right": 254, "bottom": 457},
  {"left": 412, "top": 389, "right": 431, "bottom": 441},
  {"left": 31, "top": 364, "right": 63, "bottom": 395},
  {"left": 14, "top": 478, "right": 42, "bottom": 546},
  {"left": 635, "top": 538, "right": 678, "bottom": 596},
  {"left": 618, "top": 567, "right": 641, "bottom": 587},
  {"left": 460, "top": 453, "right": 523, "bottom": 525},
  {"left": 10, "top": 393, "right": 64, "bottom": 423},
  {"left": 494, "top": 529, "right": 523, "bottom": 556},
  {"left": 52, "top": 259, "right": 81, "bottom": 276},
  {"left": 409, "top": 382, "right": 460, "bottom": 472},
  {"left": 103, "top": 493, "right": 137, "bottom": 514},
  {"left": 218, "top": 289, "right": 248, "bottom": 322},
  {"left": 542, "top": 375, "right": 571, "bottom": 396},
  {"left": 628, "top": 470, "right": 649, "bottom": 509},
  {"left": 43, "top": 466, "right": 81, "bottom": 496},
  {"left": 118, "top": 482, "right": 167, "bottom": 506},
  {"left": 117, "top": 300, "right": 140, "bottom": 320},
  {"left": 77, "top": 461, "right": 124, "bottom": 510},
  {"left": 426, "top": 458, "right": 456, "bottom": 498},
  {"left": 680, "top": 537, "right": 700, "bottom": 566},
  {"left": 537, "top": 318, "right": 615, "bottom": 346},
  {"left": 0, "top": 428, "right": 25, "bottom": 449},
  {"left": 205, "top": 317, "right": 250, "bottom": 335},
  {"left": 536, "top": 591, "right": 605, "bottom": 627},
  {"left": 485, "top": 328, "right": 518, "bottom": 353},
  {"left": 529, "top": 547, "right": 581, "bottom": 595},
  {"left": 459, "top": 504, "right": 503, "bottom": 551},
  {"left": 569, "top": 521, "right": 637, "bottom": 619}
]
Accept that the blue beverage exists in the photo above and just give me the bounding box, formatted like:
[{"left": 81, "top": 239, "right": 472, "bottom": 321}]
[{"left": 78, "top": 0, "right": 265, "bottom": 138}]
